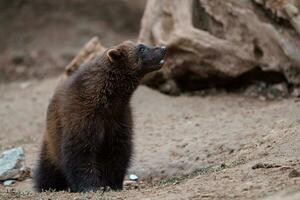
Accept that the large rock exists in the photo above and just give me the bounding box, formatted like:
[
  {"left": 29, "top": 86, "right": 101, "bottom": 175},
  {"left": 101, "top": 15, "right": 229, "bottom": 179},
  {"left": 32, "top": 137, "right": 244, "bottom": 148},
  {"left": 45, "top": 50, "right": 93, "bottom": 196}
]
[
  {"left": 138, "top": 0, "right": 300, "bottom": 94},
  {"left": 0, "top": 147, "right": 30, "bottom": 181},
  {"left": 63, "top": 37, "right": 105, "bottom": 80}
]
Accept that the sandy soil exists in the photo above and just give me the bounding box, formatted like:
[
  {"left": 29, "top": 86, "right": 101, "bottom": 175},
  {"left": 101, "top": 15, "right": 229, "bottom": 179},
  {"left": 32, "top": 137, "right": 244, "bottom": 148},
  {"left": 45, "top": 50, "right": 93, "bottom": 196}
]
[
  {"left": 3, "top": 1, "right": 299, "bottom": 199},
  {"left": 0, "top": 77, "right": 300, "bottom": 199}
]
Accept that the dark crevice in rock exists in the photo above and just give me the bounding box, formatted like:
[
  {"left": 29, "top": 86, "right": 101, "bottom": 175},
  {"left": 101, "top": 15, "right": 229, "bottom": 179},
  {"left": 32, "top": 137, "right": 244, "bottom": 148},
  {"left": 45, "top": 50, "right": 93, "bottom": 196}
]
[
  {"left": 253, "top": 39, "right": 264, "bottom": 59},
  {"left": 173, "top": 67, "right": 289, "bottom": 92},
  {"left": 143, "top": 72, "right": 166, "bottom": 89},
  {"left": 192, "top": 0, "right": 225, "bottom": 39},
  {"left": 251, "top": 0, "right": 294, "bottom": 30}
]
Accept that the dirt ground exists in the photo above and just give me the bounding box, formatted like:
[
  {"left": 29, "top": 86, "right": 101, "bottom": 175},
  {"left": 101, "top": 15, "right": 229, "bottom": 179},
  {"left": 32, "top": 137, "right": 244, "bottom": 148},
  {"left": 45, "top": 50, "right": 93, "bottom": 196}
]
[{"left": 0, "top": 77, "right": 300, "bottom": 199}]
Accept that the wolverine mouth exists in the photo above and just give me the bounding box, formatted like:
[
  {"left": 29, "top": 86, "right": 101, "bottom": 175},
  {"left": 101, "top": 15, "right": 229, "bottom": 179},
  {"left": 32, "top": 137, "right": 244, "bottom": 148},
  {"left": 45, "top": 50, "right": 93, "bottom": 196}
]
[
  {"left": 154, "top": 47, "right": 167, "bottom": 69},
  {"left": 151, "top": 58, "right": 165, "bottom": 70},
  {"left": 140, "top": 45, "right": 167, "bottom": 73}
]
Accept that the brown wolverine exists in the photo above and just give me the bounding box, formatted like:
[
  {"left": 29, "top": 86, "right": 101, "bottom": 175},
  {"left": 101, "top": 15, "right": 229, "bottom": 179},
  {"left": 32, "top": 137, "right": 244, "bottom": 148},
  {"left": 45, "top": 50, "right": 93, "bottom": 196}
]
[{"left": 34, "top": 41, "right": 166, "bottom": 192}]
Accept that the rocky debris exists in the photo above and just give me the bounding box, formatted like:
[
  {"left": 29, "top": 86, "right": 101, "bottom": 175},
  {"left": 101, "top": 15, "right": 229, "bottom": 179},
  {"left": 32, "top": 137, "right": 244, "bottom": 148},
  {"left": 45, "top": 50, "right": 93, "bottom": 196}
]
[
  {"left": 244, "top": 82, "right": 289, "bottom": 100},
  {"left": 3, "top": 180, "right": 15, "bottom": 186},
  {"left": 138, "top": 0, "right": 300, "bottom": 93},
  {"left": 252, "top": 163, "right": 282, "bottom": 169},
  {"left": 123, "top": 174, "right": 140, "bottom": 190},
  {"left": 267, "top": 83, "right": 289, "bottom": 99},
  {"left": 0, "top": 147, "right": 30, "bottom": 181},
  {"left": 123, "top": 180, "right": 139, "bottom": 190},
  {"left": 289, "top": 169, "right": 300, "bottom": 178}
]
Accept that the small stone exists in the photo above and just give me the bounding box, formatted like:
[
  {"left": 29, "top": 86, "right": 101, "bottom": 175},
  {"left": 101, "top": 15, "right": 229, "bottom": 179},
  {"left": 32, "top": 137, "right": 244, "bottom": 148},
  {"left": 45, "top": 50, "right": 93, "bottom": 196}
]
[
  {"left": 269, "top": 83, "right": 289, "bottom": 98},
  {"left": 159, "top": 80, "right": 180, "bottom": 96},
  {"left": 3, "top": 180, "right": 15, "bottom": 186},
  {"left": 0, "top": 147, "right": 29, "bottom": 181},
  {"left": 20, "top": 82, "right": 31, "bottom": 89},
  {"left": 289, "top": 169, "right": 300, "bottom": 178},
  {"left": 171, "top": 180, "right": 179, "bottom": 185},
  {"left": 292, "top": 87, "right": 300, "bottom": 97},
  {"left": 128, "top": 174, "right": 139, "bottom": 181},
  {"left": 220, "top": 163, "right": 227, "bottom": 169},
  {"left": 258, "top": 96, "right": 267, "bottom": 101}
]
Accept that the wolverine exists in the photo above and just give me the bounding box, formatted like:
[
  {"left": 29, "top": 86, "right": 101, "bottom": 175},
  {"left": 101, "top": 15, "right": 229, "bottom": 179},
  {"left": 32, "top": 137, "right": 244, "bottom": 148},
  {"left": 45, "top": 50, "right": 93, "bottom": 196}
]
[{"left": 34, "top": 41, "right": 166, "bottom": 192}]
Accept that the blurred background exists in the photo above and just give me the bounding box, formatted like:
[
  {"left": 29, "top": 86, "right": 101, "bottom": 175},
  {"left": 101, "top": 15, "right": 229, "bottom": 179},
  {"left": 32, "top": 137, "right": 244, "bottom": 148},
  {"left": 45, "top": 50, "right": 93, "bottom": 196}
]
[
  {"left": 0, "top": 0, "right": 146, "bottom": 82},
  {"left": 2, "top": 0, "right": 300, "bottom": 100}
]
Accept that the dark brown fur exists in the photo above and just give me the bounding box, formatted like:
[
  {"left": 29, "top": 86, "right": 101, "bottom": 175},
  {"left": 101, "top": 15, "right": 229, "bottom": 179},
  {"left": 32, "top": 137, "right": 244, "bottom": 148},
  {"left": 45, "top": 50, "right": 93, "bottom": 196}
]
[{"left": 34, "top": 41, "right": 166, "bottom": 192}]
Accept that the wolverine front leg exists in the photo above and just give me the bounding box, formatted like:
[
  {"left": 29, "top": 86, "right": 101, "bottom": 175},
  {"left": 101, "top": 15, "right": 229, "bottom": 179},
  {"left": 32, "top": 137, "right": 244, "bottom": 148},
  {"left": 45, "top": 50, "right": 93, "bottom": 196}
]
[{"left": 61, "top": 135, "right": 105, "bottom": 192}]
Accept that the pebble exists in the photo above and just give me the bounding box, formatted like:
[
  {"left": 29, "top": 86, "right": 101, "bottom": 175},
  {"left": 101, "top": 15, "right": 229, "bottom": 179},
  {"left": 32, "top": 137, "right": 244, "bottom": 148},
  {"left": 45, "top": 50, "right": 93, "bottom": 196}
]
[
  {"left": 289, "top": 169, "right": 300, "bottom": 178},
  {"left": 3, "top": 180, "right": 15, "bottom": 186},
  {"left": 0, "top": 147, "right": 29, "bottom": 181},
  {"left": 129, "top": 174, "right": 139, "bottom": 181},
  {"left": 123, "top": 180, "right": 139, "bottom": 189},
  {"left": 20, "top": 82, "right": 31, "bottom": 89}
]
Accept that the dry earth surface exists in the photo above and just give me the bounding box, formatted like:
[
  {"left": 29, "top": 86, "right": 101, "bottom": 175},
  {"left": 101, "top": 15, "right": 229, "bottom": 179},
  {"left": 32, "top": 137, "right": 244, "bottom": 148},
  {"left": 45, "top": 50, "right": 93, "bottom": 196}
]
[
  {"left": 3, "top": 1, "right": 300, "bottom": 199},
  {"left": 0, "top": 78, "right": 299, "bottom": 199}
]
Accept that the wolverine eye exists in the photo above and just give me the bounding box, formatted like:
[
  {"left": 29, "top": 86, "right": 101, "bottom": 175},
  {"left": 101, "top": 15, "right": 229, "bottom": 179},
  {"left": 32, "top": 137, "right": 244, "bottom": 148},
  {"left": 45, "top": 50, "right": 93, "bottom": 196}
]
[{"left": 139, "top": 46, "right": 145, "bottom": 53}]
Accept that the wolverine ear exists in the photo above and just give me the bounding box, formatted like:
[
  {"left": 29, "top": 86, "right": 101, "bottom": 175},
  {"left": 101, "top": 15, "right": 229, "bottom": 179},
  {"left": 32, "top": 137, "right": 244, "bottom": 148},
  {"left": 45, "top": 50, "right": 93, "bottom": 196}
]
[{"left": 107, "top": 48, "right": 121, "bottom": 63}]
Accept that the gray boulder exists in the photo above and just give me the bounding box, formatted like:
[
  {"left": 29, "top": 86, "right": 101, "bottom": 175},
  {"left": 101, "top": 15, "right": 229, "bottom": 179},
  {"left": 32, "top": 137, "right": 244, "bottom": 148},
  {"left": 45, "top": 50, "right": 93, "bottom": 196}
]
[{"left": 0, "top": 147, "right": 30, "bottom": 181}]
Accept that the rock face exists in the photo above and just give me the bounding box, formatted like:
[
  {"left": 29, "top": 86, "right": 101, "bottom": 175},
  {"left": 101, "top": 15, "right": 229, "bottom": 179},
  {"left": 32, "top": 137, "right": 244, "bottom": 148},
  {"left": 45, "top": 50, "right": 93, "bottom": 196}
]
[
  {"left": 0, "top": 147, "right": 30, "bottom": 181},
  {"left": 63, "top": 37, "right": 105, "bottom": 80},
  {"left": 138, "top": 0, "right": 300, "bottom": 94}
]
